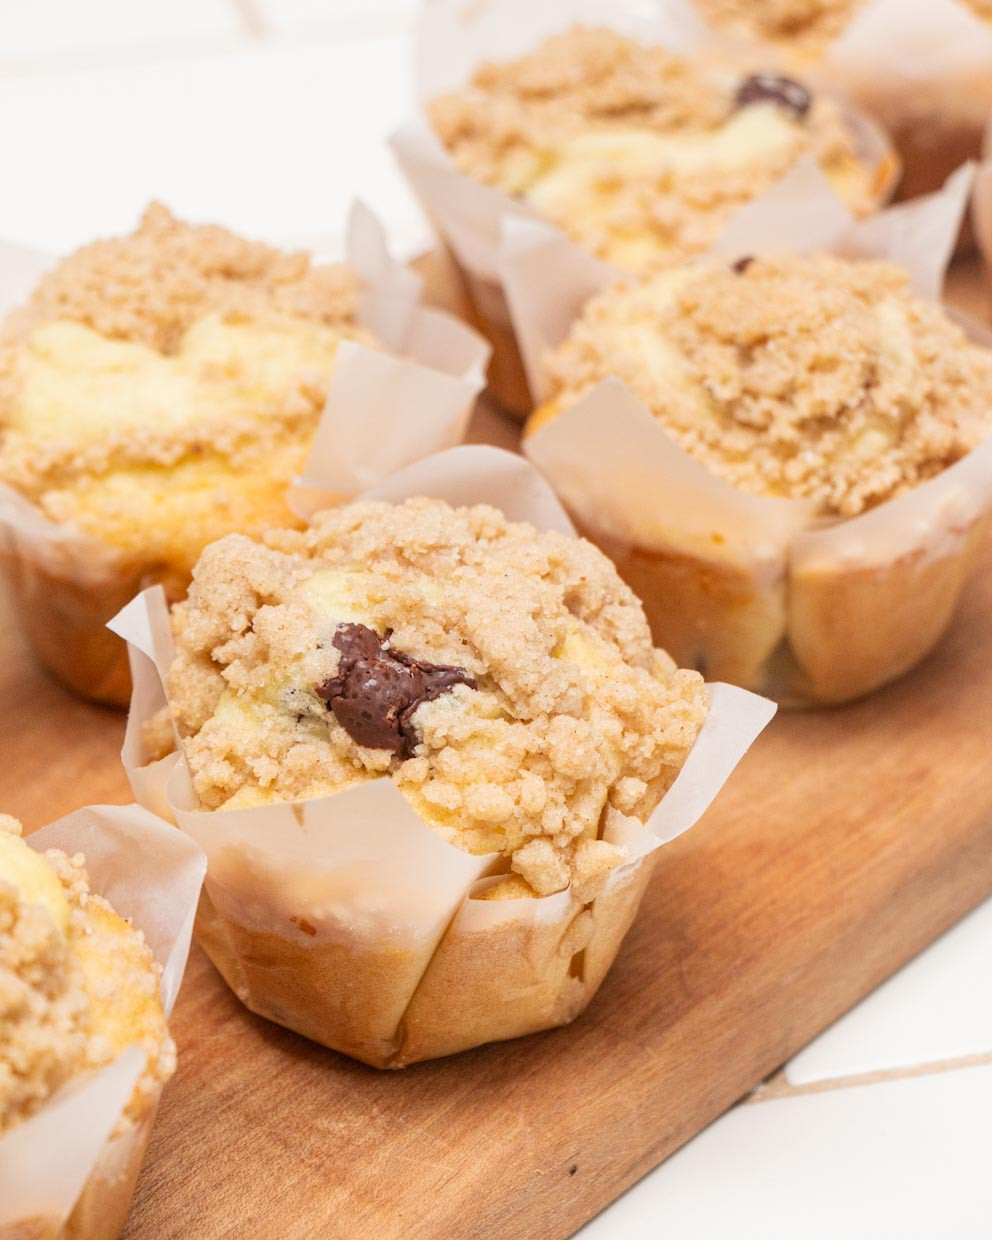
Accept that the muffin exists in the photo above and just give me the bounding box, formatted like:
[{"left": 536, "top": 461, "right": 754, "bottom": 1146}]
[
  {"left": 525, "top": 252, "right": 992, "bottom": 704},
  {"left": 0, "top": 205, "right": 485, "bottom": 707},
  {"left": 120, "top": 488, "right": 735, "bottom": 1067},
  {"left": 692, "top": 0, "right": 992, "bottom": 203},
  {"left": 398, "top": 19, "right": 895, "bottom": 413},
  {"left": 0, "top": 816, "right": 173, "bottom": 1240},
  {"left": 428, "top": 27, "right": 883, "bottom": 271}
]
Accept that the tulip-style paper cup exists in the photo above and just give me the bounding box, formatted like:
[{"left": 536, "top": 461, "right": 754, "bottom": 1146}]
[
  {"left": 0, "top": 203, "right": 490, "bottom": 709},
  {"left": 0, "top": 805, "right": 205, "bottom": 1240},
  {"left": 110, "top": 445, "right": 774, "bottom": 1069},
  {"left": 511, "top": 162, "right": 992, "bottom": 707},
  {"left": 391, "top": 0, "right": 898, "bottom": 417},
  {"left": 815, "top": 0, "right": 992, "bottom": 205},
  {"left": 975, "top": 120, "right": 992, "bottom": 288}
]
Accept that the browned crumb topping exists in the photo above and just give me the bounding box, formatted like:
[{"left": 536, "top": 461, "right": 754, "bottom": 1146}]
[
  {"left": 541, "top": 255, "right": 992, "bottom": 518},
  {"left": 694, "top": 0, "right": 861, "bottom": 52},
  {"left": 2, "top": 203, "right": 362, "bottom": 353},
  {"left": 0, "top": 816, "right": 174, "bottom": 1136},
  {"left": 166, "top": 499, "right": 707, "bottom": 896},
  {"left": 0, "top": 204, "right": 376, "bottom": 565},
  {"left": 428, "top": 27, "right": 875, "bottom": 269}
]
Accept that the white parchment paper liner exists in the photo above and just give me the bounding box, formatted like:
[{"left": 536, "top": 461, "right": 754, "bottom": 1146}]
[
  {"left": 975, "top": 116, "right": 992, "bottom": 282},
  {"left": 0, "top": 805, "right": 206, "bottom": 1237},
  {"left": 512, "top": 163, "right": 992, "bottom": 703},
  {"left": 0, "top": 202, "right": 489, "bottom": 705},
  {"left": 672, "top": 0, "right": 992, "bottom": 199},
  {"left": 391, "top": 0, "right": 896, "bottom": 286},
  {"left": 822, "top": 0, "right": 992, "bottom": 195},
  {"left": 111, "top": 445, "right": 774, "bottom": 1067}
]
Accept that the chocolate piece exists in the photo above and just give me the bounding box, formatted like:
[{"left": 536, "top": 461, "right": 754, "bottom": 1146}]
[
  {"left": 734, "top": 74, "right": 811, "bottom": 120},
  {"left": 316, "top": 622, "right": 476, "bottom": 757},
  {"left": 731, "top": 255, "right": 755, "bottom": 274}
]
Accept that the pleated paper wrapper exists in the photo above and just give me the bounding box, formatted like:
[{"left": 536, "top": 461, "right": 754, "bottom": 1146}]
[
  {"left": 0, "top": 806, "right": 206, "bottom": 1240},
  {"left": 390, "top": 0, "right": 898, "bottom": 416},
  {"left": 510, "top": 162, "right": 992, "bottom": 705},
  {"left": 648, "top": 0, "right": 992, "bottom": 203},
  {"left": 974, "top": 117, "right": 992, "bottom": 284},
  {"left": 815, "top": 0, "right": 992, "bottom": 202},
  {"left": 110, "top": 444, "right": 775, "bottom": 1069},
  {"left": 0, "top": 202, "right": 490, "bottom": 707}
]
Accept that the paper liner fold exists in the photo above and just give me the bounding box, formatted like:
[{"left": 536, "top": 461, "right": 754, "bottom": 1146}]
[
  {"left": 0, "top": 807, "right": 205, "bottom": 1238},
  {"left": 113, "top": 446, "right": 774, "bottom": 1067},
  {"left": 818, "top": 0, "right": 992, "bottom": 201},
  {"left": 513, "top": 167, "right": 991, "bottom": 704},
  {"left": 975, "top": 118, "right": 992, "bottom": 282},
  {"left": 0, "top": 203, "right": 489, "bottom": 707},
  {"left": 670, "top": 0, "right": 992, "bottom": 202}
]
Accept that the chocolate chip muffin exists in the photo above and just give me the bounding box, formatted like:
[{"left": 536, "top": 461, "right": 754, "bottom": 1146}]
[
  {"left": 136, "top": 495, "right": 712, "bottom": 1065},
  {"left": 526, "top": 254, "right": 992, "bottom": 703},
  {"left": 693, "top": 0, "right": 992, "bottom": 204},
  {"left": 694, "top": 0, "right": 860, "bottom": 56},
  {"left": 410, "top": 22, "right": 893, "bottom": 418},
  {"left": 0, "top": 815, "right": 174, "bottom": 1238},
  {"left": 427, "top": 26, "right": 887, "bottom": 272},
  {"left": 166, "top": 498, "right": 706, "bottom": 894},
  {"left": 0, "top": 204, "right": 376, "bottom": 707}
]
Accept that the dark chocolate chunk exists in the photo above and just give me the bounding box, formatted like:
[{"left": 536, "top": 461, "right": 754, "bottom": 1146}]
[
  {"left": 316, "top": 622, "right": 475, "bottom": 757},
  {"left": 734, "top": 73, "right": 811, "bottom": 120},
  {"left": 731, "top": 255, "right": 755, "bottom": 274}
]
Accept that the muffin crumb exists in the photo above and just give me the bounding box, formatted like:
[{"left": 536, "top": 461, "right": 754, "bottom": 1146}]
[
  {"left": 167, "top": 498, "right": 707, "bottom": 893},
  {"left": 429, "top": 27, "right": 875, "bottom": 269},
  {"left": 0, "top": 818, "right": 174, "bottom": 1135},
  {"left": 542, "top": 254, "right": 992, "bottom": 516}
]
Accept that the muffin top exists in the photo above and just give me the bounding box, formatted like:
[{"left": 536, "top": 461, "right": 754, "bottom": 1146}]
[
  {"left": 696, "top": 0, "right": 991, "bottom": 50},
  {"left": 536, "top": 254, "right": 992, "bottom": 518},
  {"left": 160, "top": 498, "right": 707, "bottom": 897},
  {"left": 0, "top": 205, "right": 375, "bottom": 569},
  {"left": 428, "top": 27, "right": 877, "bottom": 270},
  {"left": 694, "top": 0, "right": 860, "bottom": 54},
  {"left": 0, "top": 816, "right": 174, "bottom": 1136}
]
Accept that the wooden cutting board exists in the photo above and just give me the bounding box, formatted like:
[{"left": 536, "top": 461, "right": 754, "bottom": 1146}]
[{"left": 2, "top": 263, "right": 990, "bottom": 1240}]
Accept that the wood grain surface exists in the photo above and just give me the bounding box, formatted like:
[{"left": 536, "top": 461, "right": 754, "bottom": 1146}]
[{"left": 1, "top": 263, "right": 989, "bottom": 1240}]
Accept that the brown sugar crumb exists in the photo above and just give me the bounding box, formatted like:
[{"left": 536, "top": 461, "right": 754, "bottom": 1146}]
[
  {"left": 2, "top": 202, "right": 362, "bottom": 354},
  {"left": 428, "top": 27, "right": 875, "bottom": 269},
  {"left": 0, "top": 205, "right": 377, "bottom": 566},
  {"left": 0, "top": 817, "right": 174, "bottom": 1135},
  {"left": 542, "top": 254, "right": 992, "bottom": 518},
  {"left": 166, "top": 499, "right": 707, "bottom": 896},
  {"left": 694, "top": 0, "right": 861, "bottom": 53}
]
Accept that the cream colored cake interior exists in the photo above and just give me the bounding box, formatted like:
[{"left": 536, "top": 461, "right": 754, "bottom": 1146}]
[
  {"left": 0, "top": 815, "right": 173, "bottom": 1136},
  {"left": 428, "top": 27, "right": 878, "bottom": 270},
  {"left": 160, "top": 499, "right": 707, "bottom": 899},
  {"left": 535, "top": 254, "right": 992, "bottom": 518},
  {"left": 0, "top": 204, "right": 374, "bottom": 578}
]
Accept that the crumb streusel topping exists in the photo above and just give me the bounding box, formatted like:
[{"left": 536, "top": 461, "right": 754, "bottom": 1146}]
[
  {"left": 0, "top": 816, "right": 174, "bottom": 1136},
  {"left": 3, "top": 202, "right": 362, "bottom": 354},
  {"left": 163, "top": 499, "right": 707, "bottom": 897},
  {"left": 694, "top": 0, "right": 861, "bottom": 53},
  {"left": 0, "top": 205, "right": 374, "bottom": 558},
  {"left": 428, "top": 27, "right": 876, "bottom": 270},
  {"left": 540, "top": 254, "right": 992, "bottom": 518}
]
